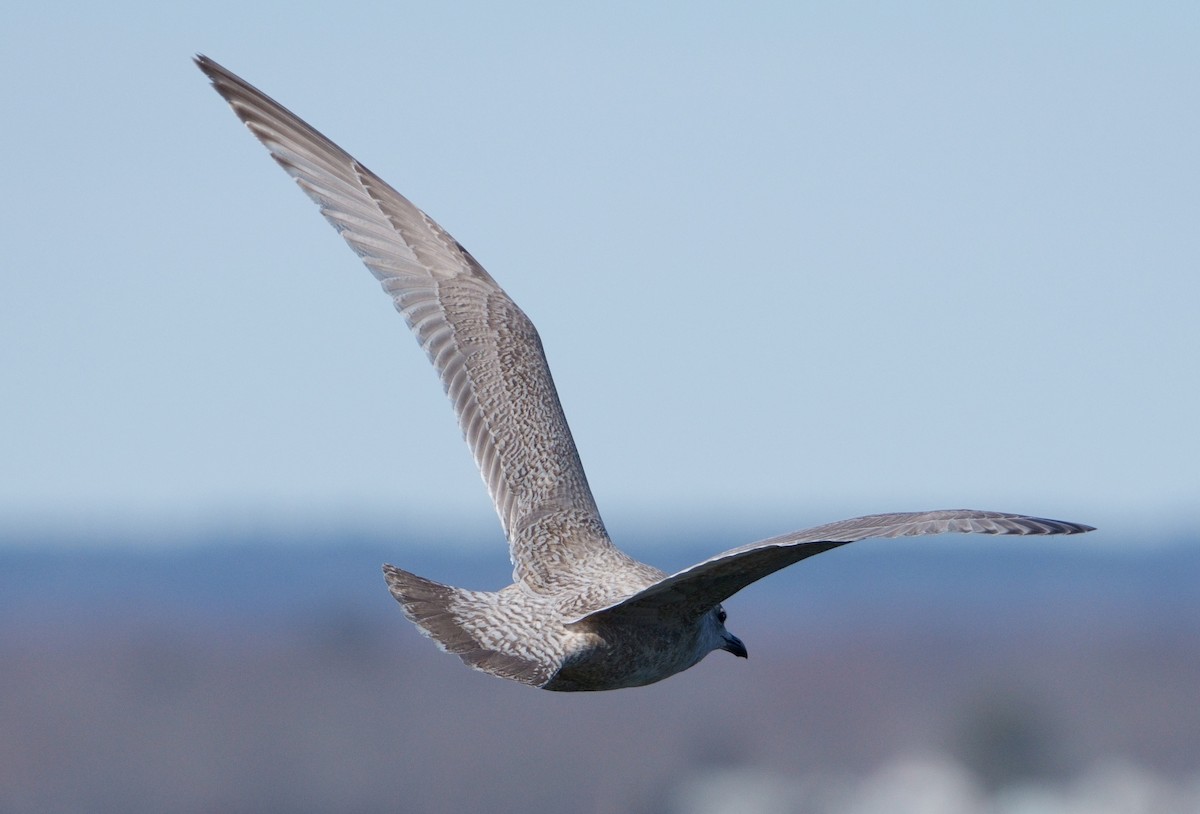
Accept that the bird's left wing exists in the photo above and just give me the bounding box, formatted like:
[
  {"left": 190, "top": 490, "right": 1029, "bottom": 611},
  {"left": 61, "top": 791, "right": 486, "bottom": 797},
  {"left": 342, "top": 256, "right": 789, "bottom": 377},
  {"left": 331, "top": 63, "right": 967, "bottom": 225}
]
[
  {"left": 570, "top": 510, "right": 1094, "bottom": 624},
  {"left": 196, "top": 57, "right": 616, "bottom": 587}
]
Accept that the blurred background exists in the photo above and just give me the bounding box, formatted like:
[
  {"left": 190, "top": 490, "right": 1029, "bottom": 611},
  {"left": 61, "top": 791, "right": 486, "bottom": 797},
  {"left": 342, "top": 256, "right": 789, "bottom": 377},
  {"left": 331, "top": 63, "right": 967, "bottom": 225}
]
[{"left": 2, "top": 2, "right": 1197, "bottom": 812}]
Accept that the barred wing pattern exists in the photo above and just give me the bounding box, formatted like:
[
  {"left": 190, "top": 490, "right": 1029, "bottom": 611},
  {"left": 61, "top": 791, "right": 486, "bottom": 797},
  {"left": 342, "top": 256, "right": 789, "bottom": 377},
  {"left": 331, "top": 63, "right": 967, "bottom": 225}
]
[
  {"left": 574, "top": 510, "right": 1095, "bottom": 623},
  {"left": 197, "top": 57, "right": 612, "bottom": 586}
]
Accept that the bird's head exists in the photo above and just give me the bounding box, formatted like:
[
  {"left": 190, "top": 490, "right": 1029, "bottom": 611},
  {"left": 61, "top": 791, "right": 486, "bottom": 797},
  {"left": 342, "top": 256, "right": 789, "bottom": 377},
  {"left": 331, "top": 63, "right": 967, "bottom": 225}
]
[{"left": 709, "top": 604, "right": 747, "bottom": 659}]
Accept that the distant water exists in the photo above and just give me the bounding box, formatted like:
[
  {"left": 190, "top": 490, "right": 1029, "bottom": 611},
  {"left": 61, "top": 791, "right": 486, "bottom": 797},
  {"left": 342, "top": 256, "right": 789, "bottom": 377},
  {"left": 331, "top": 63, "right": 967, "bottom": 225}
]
[{"left": 3, "top": 530, "right": 1196, "bottom": 630}]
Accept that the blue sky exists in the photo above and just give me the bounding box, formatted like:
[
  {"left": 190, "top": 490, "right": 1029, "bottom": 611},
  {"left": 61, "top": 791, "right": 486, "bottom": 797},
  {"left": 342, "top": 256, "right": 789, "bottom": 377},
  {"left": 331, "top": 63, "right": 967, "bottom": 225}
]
[{"left": 2, "top": 2, "right": 1196, "bottom": 546}]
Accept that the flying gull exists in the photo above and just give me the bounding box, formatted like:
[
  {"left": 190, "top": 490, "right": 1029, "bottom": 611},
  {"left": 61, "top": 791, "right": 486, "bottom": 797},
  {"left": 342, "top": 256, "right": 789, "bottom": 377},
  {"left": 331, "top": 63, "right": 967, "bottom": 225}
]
[{"left": 197, "top": 56, "right": 1094, "bottom": 691}]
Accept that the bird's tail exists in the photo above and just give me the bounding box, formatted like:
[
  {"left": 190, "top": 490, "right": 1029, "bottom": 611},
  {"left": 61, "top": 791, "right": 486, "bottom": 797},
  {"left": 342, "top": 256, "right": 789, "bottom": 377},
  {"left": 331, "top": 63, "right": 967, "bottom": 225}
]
[{"left": 381, "top": 564, "right": 552, "bottom": 687}]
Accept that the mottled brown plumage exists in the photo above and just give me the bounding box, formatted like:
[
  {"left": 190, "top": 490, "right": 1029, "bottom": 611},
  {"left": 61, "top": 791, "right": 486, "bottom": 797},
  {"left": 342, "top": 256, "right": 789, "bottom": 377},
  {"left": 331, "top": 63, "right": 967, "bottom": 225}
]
[{"left": 197, "top": 56, "right": 1094, "bottom": 691}]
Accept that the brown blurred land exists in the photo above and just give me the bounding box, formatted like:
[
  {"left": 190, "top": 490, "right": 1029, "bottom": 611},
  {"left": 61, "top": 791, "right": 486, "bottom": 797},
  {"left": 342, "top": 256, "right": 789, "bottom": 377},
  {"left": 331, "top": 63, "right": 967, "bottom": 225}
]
[{"left": 1, "top": 535, "right": 1197, "bottom": 813}]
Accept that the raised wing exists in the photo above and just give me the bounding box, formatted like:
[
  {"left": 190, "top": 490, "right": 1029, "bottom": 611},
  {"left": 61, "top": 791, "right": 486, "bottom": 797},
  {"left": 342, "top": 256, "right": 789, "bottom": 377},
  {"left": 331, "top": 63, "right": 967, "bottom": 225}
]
[
  {"left": 196, "top": 57, "right": 613, "bottom": 585},
  {"left": 572, "top": 510, "right": 1094, "bottom": 624}
]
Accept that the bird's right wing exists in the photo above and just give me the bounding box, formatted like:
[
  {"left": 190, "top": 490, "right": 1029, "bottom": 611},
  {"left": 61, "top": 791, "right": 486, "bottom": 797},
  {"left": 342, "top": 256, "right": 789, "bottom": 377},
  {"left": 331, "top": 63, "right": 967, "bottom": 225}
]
[
  {"left": 570, "top": 510, "right": 1094, "bottom": 624},
  {"left": 196, "top": 57, "right": 614, "bottom": 588}
]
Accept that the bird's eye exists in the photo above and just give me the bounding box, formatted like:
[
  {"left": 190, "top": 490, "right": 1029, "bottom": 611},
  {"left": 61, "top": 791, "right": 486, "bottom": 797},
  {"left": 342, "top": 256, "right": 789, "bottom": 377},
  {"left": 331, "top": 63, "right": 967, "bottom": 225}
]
[{"left": 717, "top": 609, "right": 727, "bottom": 624}]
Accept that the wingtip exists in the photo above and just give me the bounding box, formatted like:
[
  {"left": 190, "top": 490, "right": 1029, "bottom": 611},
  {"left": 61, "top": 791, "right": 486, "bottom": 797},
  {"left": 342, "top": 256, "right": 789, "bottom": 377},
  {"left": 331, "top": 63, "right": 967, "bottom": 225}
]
[
  {"left": 194, "top": 54, "right": 235, "bottom": 86},
  {"left": 1047, "top": 518, "right": 1096, "bottom": 535}
]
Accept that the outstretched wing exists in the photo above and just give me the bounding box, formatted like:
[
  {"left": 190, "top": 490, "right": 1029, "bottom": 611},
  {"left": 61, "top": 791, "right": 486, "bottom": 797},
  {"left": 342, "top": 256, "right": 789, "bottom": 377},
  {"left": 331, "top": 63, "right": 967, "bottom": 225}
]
[
  {"left": 571, "top": 510, "right": 1094, "bottom": 624},
  {"left": 196, "top": 57, "right": 613, "bottom": 585}
]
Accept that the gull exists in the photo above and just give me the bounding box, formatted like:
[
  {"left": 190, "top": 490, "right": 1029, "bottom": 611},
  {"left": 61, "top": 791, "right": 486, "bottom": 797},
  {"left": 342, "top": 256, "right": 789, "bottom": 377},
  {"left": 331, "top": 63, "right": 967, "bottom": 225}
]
[{"left": 197, "top": 56, "right": 1093, "bottom": 692}]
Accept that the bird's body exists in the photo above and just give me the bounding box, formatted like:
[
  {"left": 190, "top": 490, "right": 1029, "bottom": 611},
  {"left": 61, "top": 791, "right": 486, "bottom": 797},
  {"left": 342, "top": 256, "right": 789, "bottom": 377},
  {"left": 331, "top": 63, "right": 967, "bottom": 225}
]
[
  {"left": 387, "top": 559, "right": 722, "bottom": 692},
  {"left": 197, "top": 56, "right": 1093, "bottom": 691}
]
